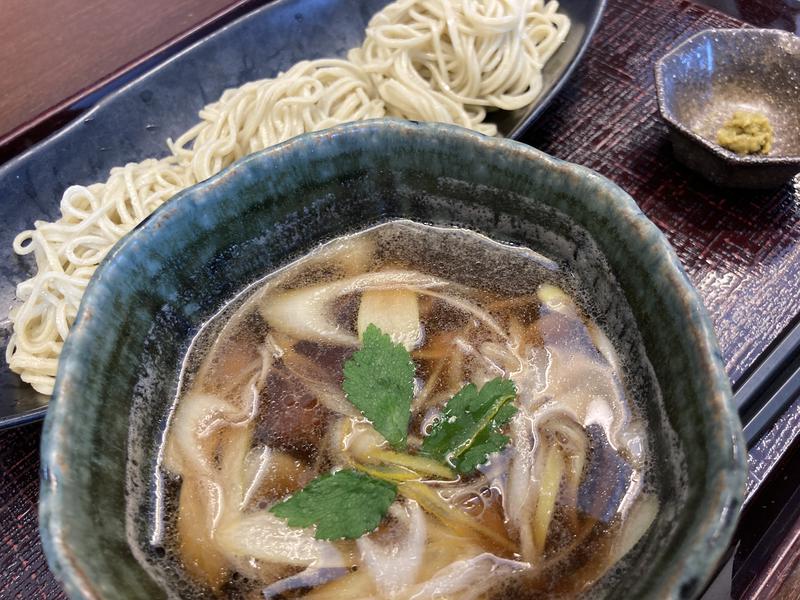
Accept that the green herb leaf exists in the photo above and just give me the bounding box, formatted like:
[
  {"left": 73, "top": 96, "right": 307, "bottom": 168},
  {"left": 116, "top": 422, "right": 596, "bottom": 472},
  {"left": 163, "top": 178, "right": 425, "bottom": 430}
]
[
  {"left": 270, "top": 469, "right": 397, "bottom": 540},
  {"left": 343, "top": 323, "right": 415, "bottom": 449},
  {"left": 421, "top": 378, "right": 517, "bottom": 474}
]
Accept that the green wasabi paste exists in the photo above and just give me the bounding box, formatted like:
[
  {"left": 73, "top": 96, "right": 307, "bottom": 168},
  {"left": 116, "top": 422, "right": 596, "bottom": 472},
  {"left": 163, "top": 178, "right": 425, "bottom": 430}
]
[{"left": 716, "top": 110, "right": 774, "bottom": 155}]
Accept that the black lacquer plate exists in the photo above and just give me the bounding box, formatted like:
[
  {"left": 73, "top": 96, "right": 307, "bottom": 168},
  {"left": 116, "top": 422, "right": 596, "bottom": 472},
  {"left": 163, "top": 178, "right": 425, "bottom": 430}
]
[{"left": 0, "top": 0, "right": 605, "bottom": 427}]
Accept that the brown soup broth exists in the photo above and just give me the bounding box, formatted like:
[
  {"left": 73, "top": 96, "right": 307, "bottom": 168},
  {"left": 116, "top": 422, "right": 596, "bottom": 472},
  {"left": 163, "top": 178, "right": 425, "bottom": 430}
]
[{"left": 144, "top": 220, "right": 680, "bottom": 599}]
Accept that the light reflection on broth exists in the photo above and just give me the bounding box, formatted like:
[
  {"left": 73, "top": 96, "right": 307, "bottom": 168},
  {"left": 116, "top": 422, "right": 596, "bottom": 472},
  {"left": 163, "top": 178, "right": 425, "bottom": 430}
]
[{"left": 151, "top": 220, "right": 668, "bottom": 599}]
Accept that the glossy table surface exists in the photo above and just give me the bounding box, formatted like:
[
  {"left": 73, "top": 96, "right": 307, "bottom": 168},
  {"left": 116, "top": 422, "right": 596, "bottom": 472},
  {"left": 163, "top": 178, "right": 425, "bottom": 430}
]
[
  {"left": 0, "top": 0, "right": 245, "bottom": 141},
  {"left": 699, "top": 0, "right": 800, "bottom": 32},
  {"left": 2, "top": 0, "right": 800, "bottom": 598}
]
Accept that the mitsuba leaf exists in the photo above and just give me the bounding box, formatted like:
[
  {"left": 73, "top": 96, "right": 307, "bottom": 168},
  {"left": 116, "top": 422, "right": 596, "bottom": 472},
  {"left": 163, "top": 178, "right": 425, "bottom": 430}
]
[
  {"left": 270, "top": 469, "right": 397, "bottom": 540},
  {"left": 421, "top": 378, "right": 517, "bottom": 473},
  {"left": 342, "top": 324, "right": 415, "bottom": 449}
]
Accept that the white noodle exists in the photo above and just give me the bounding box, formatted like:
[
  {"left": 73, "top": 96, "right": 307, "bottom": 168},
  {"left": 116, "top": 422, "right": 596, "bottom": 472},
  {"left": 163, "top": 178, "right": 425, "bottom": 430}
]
[{"left": 7, "top": 0, "right": 570, "bottom": 395}]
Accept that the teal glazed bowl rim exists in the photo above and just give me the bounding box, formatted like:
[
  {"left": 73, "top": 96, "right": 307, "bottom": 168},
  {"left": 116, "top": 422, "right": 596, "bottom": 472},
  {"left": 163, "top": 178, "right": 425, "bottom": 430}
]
[{"left": 39, "top": 119, "right": 747, "bottom": 599}]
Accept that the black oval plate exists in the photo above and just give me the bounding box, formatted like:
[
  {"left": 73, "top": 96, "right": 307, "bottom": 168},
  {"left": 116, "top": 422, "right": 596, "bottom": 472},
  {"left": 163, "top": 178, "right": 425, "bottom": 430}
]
[{"left": 0, "top": 0, "right": 605, "bottom": 428}]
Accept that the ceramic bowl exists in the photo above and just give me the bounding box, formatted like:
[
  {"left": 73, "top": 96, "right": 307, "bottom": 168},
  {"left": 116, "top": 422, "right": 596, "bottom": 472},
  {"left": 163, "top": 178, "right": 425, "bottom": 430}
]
[
  {"left": 40, "top": 120, "right": 746, "bottom": 599},
  {"left": 655, "top": 28, "right": 800, "bottom": 189}
]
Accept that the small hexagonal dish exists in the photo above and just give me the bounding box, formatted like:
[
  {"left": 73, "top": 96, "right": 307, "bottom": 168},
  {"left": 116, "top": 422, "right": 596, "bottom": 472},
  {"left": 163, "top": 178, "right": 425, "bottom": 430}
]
[{"left": 655, "top": 28, "right": 800, "bottom": 189}]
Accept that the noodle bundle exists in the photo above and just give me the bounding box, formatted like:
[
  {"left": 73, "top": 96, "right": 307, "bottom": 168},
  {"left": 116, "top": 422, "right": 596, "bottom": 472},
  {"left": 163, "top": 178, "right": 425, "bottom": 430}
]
[
  {"left": 351, "top": 0, "right": 570, "bottom": 133},
  {"left": 7, "top": 0, "right": 570, "bottom": 394}
]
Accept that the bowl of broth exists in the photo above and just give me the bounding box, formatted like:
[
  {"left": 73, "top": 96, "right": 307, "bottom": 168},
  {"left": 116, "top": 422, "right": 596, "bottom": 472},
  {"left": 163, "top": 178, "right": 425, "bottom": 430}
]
[{"left": 40, "top": 119, "right": 746, "bottom": 599}]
